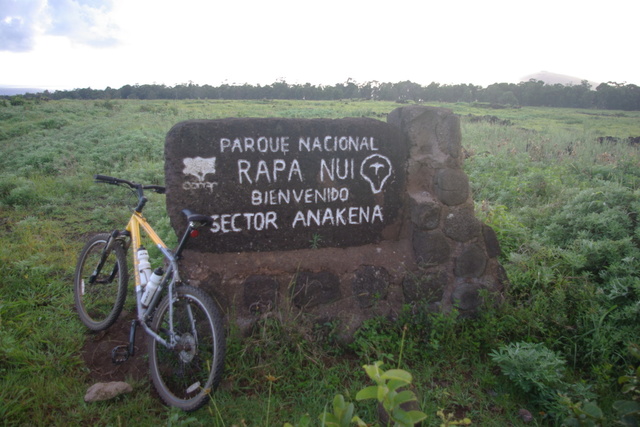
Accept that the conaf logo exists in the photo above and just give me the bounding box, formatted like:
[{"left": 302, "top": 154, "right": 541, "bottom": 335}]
[{"left": 183, "top": 157, "right": 217, "bottom": 182}]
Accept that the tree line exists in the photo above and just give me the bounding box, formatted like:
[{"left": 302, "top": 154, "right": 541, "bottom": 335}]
[{"left": 9, "top": 79, "right": 640, "bottom": 111}]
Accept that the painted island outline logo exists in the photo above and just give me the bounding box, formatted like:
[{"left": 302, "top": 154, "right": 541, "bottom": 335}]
[{"left": 360, "top": 154, "right": 392, "bottom": 194}]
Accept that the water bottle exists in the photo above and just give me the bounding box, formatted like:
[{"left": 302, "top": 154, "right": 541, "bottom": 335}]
[
  {"left": 137, "top": 247, "right": 152, "bottom": 286},
  {"left": 141, "top": 267, "right": 163, "bottom": 307}
]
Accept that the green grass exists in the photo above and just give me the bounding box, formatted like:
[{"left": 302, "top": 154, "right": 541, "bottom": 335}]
[{"left": 2, "top": 98, "right": 640, "bottom": 425}]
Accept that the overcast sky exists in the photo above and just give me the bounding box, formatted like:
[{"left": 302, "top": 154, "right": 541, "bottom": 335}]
[{"left": 1, "top": 0, "right": 638, "bottom": 91}]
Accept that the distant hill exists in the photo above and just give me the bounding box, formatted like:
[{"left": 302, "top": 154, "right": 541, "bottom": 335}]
[
  {"left": 0, "top": 87, "right": 45, "bottom": 96},
  {"left": 520, "top": 71, "right": 600, "bottom": 88}
]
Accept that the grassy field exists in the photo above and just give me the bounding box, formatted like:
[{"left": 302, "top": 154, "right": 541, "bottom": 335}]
[{"left": 1, "top": 98, "right": 640, "bottom": 426}]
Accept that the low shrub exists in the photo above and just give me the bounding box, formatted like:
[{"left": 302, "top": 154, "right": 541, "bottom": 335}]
[
  {"left": 0, "top": 177, "right": 44, "bottom": 207},
  {"left": 490, "top": 342, "right": 567, "bottom": 400}
]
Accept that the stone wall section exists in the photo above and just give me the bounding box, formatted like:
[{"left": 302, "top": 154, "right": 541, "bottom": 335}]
[
  {"left": 388, "top": 105, "right": 506, "bottom": 314},
  {"left": 176, "top": 106, "right": 506, "bottom": 338}
]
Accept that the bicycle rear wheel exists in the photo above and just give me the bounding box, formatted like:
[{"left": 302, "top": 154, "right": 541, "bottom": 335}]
[
  {"left": 148, "top": 285, "right": 225, "bottom": 412},
  {"left": 73, "top": 233, "right": 128, "bottom": 331}
]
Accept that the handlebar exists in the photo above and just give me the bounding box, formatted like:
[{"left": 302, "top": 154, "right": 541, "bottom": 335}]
[
  {"left": 94, "top": 174, "right": 165, "bottom": 213},
  {"left": 94, "top": 174, "right": 166, "bottom": 194}
]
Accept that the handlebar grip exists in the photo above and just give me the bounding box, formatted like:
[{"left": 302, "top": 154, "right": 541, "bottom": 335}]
[
  {"left": 94, "top": 174, "right": 136, "bottom": 188},
  {"left": 94, "top": 174, "right": 119, "bottom": 183}
]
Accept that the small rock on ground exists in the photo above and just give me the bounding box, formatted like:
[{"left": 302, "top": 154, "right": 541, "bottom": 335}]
[
  {"left": 518, "top": 408, "right": 533, "bottom": 423},
  {"left": 84, "top": 381, "right": 133, "bottom": 402}
]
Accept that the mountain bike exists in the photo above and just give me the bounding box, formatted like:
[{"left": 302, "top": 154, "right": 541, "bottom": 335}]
[{"left": 73, "top": 174, "right": 225, "bottom": 411}]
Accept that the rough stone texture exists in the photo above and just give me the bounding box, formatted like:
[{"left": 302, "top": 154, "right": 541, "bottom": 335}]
[
  {"left": 243, "top": 275, "right": 279, "bottom": 313},
  {"left": 352, "top": 265, "right": 391, "bottom": 308},
  {"left": 483, "top": 224, "right": 501, "bottom": 258},
  {"left": 402, "top": 269, "right": 447, "bottom": 302},
  {"left": 410, "top": 192, "right": 441, "bottom": 230},
  {"left": 443, "top": 206, "right": 482, "bottom": 242},
  {"left": 455, "top": 245, "right": 488, "bottom": 278},
  {"left": 412, "top": 229, "right": 450, "bottom": 266},
  {"left": 435, "top": 169, "right": 470, "bottom": 206},
  {"left": 293, "top": 271, "right": 341, "bottom": 308},
  {"left": 451, "top": 281, "right": 483, "bottom": 311},
  {"left": 437, "top": 113, "right": 463, "bottom": 160},
  {"left": 166, "top": 105, "right": 507, "bottom": 336},
  {"left": 84, "top": 381, "right": 133, "bottom": 403}
]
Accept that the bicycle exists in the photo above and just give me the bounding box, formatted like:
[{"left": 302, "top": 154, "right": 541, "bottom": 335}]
[{"left": 73, "top": 174, "right": 225, "bottom": 411}]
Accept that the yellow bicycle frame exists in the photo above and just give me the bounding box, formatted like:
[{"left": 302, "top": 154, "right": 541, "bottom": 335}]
[{"left": 127, "top": 211, "right": 168, "bottom": 290}]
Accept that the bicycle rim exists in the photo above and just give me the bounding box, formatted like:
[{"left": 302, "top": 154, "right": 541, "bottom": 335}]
[
  {"left": 149, "top": 286, "right": 225, "bottom": 411},
  {"left": 73, "top": 233, "right": 128, "bottom": 331}
]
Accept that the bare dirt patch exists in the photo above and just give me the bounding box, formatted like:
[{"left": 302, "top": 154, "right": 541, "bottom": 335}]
[{"left": 80, "top": 310, "right": 148, "bottom": 382}]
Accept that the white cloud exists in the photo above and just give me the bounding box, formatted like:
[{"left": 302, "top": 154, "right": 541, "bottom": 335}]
[
  {"left": 0, "top": 0, "right": 119, "bottom": 53},
  {"left": 45, "top": 0, "right": 120, "bottom": 47},
  {"left": 0, "top": 0, "right": 45, "bottom": 51}
]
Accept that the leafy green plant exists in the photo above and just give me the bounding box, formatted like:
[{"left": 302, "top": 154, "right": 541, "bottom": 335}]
[
  {"left": 436, "top": 409, "right": 472, "bottom": 426},
  {"left": 309, "top": 233, "right": 323, "bottom": 249},
  {"left": 559, "top": 397, "right": 604, "bottom": 427},
  {"left": 559, "top": 344, "right": 640, "bottom": 426},
  {"left": 284, "top": 414, "right": 312, "bottom": 427},
  {"left": 284, "top": 362, "right": 428, "bottom": 427},
  {"left": 614, "top": 344, "right": 640, "bottom": 426},
  {"left": 318, "top": 394, "right": 366, "bottom": 427},
  {"left": 355, "top": 361, "right": 427, "bottom": 427}
]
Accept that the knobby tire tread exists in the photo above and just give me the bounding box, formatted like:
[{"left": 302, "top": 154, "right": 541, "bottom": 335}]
[
  {"left": 73, "top": 233, "right": 128, "bottom": 331},
  {"left": 148, "top": 285, "right": 225, "bottom": 412}
]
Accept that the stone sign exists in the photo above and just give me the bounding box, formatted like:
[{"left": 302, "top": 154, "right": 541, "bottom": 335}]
[
  {"left": 165, "top": 118, "right": 408, "bottom": 252},
  {"left": 164, "top": 106, "right": 508, "bottom": 339}
]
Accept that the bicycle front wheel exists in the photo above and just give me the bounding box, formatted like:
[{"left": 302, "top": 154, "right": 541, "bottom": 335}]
[
  {"left": 73, "top": 233, "right": 128, "bottom": 331},
  {"left": 149, "top": 285, "right": 225, "bottom": 412}
]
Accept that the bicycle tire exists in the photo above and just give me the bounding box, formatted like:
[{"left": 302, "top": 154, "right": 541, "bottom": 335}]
[
  {"left": 73, "top": 233, "right": 128, "bottom": 331},
  {"left": 148, "top": 285, "right": 225, "bottom": 412}
]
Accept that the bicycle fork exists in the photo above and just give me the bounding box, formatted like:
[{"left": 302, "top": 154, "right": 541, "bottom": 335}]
[{"left": 87, "top": 230, "right": 123, "bottom": 288}]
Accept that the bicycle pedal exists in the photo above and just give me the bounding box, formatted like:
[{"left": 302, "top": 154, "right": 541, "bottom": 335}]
[{"left": 111, "top": 345, "right": 130, "bottom": 364}]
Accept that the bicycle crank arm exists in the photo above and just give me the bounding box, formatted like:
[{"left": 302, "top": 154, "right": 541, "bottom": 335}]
[
  {"left": 110, "top": 320, "right": 138, "bottom": 364},
  {"left": 128, "top": 319, "right": 137, "bottom": 357}
]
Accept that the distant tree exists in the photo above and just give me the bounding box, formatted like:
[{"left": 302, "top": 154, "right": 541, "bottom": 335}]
[
  {"left": 595, "top": 82, "right": 619, "bottom": 109},
  {"left": 460, "top": 84, "right": 477, "bottom": 103},
  {"left": 481, "top": 83, "right": 506, "bottom": 104},
  {"left": 499, "top": 90, "right": 519, "bottom": 106},
  {"left": 393, "top": 80, "right": 423, "bottom": 102},
  {"left": 21, "top": 78, "right": 640, "bottom": 110},
  {"left": 343, "top": 78, "right": 359, "bottom": 99},
  {"left": 423, "top": 82, "right": 440, "bottom": 101},
  {"left": 119, "top": 85, "right": 135, "bottom": 99},
  {"left": 518, "top": 79, "right": 545, "bottom": 106}
]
